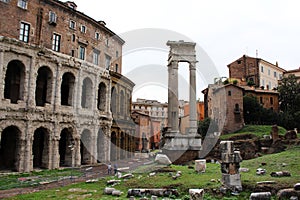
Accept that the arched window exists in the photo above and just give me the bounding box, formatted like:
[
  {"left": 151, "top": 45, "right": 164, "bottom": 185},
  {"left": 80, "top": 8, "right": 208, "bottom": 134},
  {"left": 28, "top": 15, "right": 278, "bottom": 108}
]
[
  {"left": 97, "top": 82, "right": 106, "bottom": 111},
  {"left": 81, "top": 77, "right": 93, "bottom": 109},
  {"left": 4, "top": 60, "right": 25, "bottom": 103},
  {"left": 111, "top": 87, "right": 117, "bottom": 115},
  {"left": 35, "top": 66, "right": 53, "bottom": 106},
  {"left": 61, "top": 72, "right": 75, "bottom": 106},
  {"left": 81, "top": 129, "right": 92, "bottom": 165},
  {"left": 120, "top": 90, "right": 125, "bottom": 116},
  {"left": 234, "top": 103, "right": 240, "bottom": 113}
]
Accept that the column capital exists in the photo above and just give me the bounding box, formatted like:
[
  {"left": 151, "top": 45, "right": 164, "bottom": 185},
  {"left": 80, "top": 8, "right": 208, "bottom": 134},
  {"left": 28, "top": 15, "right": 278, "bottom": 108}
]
[
  {"left": 189, "top": 62, "right": 197, "bottom": 70},
  {"left": 168, "top": 60, "right": 179, "bottom": 68}
]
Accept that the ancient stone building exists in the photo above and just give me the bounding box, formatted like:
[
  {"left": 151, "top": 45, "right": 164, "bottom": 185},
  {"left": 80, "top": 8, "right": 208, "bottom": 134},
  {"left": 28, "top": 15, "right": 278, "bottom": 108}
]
[{"left": 0, "top": 0, "right": 134, "bottom": 172}]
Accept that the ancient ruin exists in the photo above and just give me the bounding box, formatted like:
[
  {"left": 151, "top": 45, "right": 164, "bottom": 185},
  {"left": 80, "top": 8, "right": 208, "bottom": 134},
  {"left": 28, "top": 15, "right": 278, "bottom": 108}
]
[
  {"left": 162, "top": 40, "right": 202, "bottom": 163},
  {"left": 0, "top": 0, "right": 135, "bottom": 172},
  {"left": 220, "top": 141, "right": 242, "bottom": 192}
]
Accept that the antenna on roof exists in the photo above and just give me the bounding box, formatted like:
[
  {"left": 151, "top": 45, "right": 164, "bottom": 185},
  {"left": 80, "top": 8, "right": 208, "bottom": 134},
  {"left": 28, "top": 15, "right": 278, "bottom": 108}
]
[{"left": 256, "top": 49, "right": 258, "bottom": 58}]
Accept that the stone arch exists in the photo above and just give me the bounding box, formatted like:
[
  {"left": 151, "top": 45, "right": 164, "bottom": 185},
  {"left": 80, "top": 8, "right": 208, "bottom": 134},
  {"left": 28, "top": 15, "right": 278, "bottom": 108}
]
[
  {"left": 120, "top": 90, "right": 125, "bottom": 116},
  {"left": 80, "top": 129, "right": 92, "bottom": 165},
  {"left": 110, "top": 131, "right": 117, "bottom": 161},
  {"left": 111, "top": 86, "right": 117, "bottom": 115},
  {"left": 0, "top": 126, "right": 22, "bottom": 171},
  {"left": 81, "top": 77, "right": 93, "bottom": 109},
  {"left": 4, "top": 60, "right": 25, "bottom": 103},
  {"left": 59, "top": 128, "right": 75, "bottom": 167},
  {"left": 97, "top": 127, "right": 106, "bottom": 163},
  {"left": 120, "top": 132, "right": 126, "bottom": 159},
  {"left": 35, "top": 66, "right": 53, "bottom": 106},
  {"left": 32, "top": 127, "right": 50, "bottom": 168},
  {"left": 61, "top": 72, "right": 75, "bottom": 106},
  {"left": 97, "top": 82, "right": 106, "bottom": 111}
]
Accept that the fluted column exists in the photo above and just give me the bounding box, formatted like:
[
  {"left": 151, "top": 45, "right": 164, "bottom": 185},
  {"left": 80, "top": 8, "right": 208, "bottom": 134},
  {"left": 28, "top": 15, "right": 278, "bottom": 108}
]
[
  {"left": 189, "top": 62, "right": 197, "bottom": 135},
  {"left": 168, "top": 61, "right": 179, "bottom": 133}
]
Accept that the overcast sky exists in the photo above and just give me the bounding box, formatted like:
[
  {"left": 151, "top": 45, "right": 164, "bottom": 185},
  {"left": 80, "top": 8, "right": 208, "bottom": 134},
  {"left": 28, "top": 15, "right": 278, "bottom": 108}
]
[{"left": 75, "top": 0, "right": 300, "bottom": 102}]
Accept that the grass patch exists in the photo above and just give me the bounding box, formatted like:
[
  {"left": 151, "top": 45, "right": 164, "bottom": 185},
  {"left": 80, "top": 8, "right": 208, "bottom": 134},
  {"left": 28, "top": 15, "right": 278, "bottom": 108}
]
[
  {"left": 0, "top": 168, "right": 82, "bottom": 190},
  {"left": 220, "top": 125, "right": 286, "bottom": 140},
  {"left": 240, "top": 146, "right": 300, "bottom": 188},
  {"left": 4, "top": 146, "right": 300, "bottom": 200}
]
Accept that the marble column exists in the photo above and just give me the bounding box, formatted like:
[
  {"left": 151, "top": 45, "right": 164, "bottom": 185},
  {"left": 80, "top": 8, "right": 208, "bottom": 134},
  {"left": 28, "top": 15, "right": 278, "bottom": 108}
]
[
  {"left": 189, "top": 62, "right": 197, "bottom": 135},
  {"left": 168, "top": 61, "right": 179, "bottom": 133}
]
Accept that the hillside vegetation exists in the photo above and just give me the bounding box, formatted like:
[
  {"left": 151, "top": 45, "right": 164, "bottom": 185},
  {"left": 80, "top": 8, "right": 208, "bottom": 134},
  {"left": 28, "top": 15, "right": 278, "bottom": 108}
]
[{"left": 220, "top": 125, "right": 287, "bottom": 140}]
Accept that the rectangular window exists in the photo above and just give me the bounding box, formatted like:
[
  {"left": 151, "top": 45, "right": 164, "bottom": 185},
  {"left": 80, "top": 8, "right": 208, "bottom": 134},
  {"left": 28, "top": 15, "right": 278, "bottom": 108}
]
[
  {"left": 261, "top": 66, "right": 264, "bottom": 73},
  {"left": 270, "top": 97, "right": 273, "bottom": 105},
  {"left": 95, "top": 32, "right": 100, "bottom": 40},
  {"left": 19, "top": 22, "right": 30, "bottom": 43},
  {"left": 81, "top": 25, "right": 86, "bottom": 33},
  {"left": 93, "top": 50, "right": 100, "bottom": 65},
  {"left": 49, "top": 11, "right": 57, "bottom": 24},
  {"left": 274, "top": 71, "right": 277, "bottom": 78},
  {"left": 17, "top": 0, "right": 27, "bottom": 9},
  {"left": 268, "top": 69, "right": 270, "bottom": 75},
  {"left": 69, "top": 20, "right": 76, "bottom": 29},
  {"left": 105, "top": 55, "right": 111, "bottom": 70},
  {"left": 52, "top": 33, "right": 61, "bottom": 52},
  {"left": 79, "top": 46, "right": 85, "bottom": 60},
  {"left": 115, "top": 64, "right": 118, "bottom": 72},
  {"left": 260, "top": 97, "right": 263, "bottom": 104}
]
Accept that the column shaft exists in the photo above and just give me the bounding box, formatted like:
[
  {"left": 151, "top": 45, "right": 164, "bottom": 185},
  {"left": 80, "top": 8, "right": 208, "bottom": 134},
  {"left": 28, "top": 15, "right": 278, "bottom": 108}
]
[
  {"left": 189, "top": 63, "right": 197, "bottom": 134},
  {"left": 168, "top": 61, "right": 179, "bottom": 133}
]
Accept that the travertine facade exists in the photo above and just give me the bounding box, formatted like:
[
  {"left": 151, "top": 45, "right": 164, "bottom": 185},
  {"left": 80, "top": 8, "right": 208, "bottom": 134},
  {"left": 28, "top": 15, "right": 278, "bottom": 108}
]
[{"left": 0, "top": 0, "right": 134, "bottom": 172}]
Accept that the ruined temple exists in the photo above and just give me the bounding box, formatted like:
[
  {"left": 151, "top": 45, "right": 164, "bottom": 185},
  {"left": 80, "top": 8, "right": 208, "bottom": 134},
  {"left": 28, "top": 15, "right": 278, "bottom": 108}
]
[{"left": 0, "top": 0, "right": 135, "bottom": 172}]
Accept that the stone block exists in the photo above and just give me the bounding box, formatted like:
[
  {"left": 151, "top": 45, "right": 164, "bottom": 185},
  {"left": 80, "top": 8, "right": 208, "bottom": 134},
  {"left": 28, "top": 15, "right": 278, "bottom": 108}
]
[
  {"left": 103, "top": 187, "right": 115, "bottom": 194},
  {"left": 295, "top": 183, "right": 300, "bottom": 191},
  {"left": 155, "top": 154, "right": 172, "bottom": 165},
  {"left": 189, "top": 189, "right": 204, "bottom": 200},
  {"left": 222, "top": 174, "right": 242, "bottom": 189},
  {"left": 112, "top": 190, "right": 123, "bottom": 196},
  {"left": 249, "top": 192, "right": 271, "bottom": 200},
  {"left": 195, "top": 159, "right": 206, "bottom": 173},
  {"left": 277, "top": 188, "right": 300, "bottom": 200},
  {"left": 220, "top": 141, "right": 234, "bottom": 154}
]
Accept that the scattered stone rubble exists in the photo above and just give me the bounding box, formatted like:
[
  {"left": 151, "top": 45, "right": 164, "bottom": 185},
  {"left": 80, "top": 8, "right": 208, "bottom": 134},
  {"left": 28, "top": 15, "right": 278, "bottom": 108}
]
[{"left": 127, "top": 188, "right": 179, "bottom": 197}]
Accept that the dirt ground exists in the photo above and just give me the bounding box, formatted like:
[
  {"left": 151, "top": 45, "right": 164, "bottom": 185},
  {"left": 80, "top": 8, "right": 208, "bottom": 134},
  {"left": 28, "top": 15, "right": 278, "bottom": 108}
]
[{"left": 0, "top": 158, "right": 151, "bottom": 199}]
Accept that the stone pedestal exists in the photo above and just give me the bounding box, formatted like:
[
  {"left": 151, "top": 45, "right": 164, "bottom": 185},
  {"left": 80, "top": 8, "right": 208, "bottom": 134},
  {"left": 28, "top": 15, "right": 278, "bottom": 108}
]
[{"left": 162, "top": 133, "right": 201, "bottom": 164}]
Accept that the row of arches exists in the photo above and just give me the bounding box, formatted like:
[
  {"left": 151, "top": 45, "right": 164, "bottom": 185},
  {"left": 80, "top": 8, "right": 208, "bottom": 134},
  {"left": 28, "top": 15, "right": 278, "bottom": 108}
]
[
  {"left": 0, "top": 125, "right": 111, "bottom": 171},
  {"left": 3, "top": 60, "right": 107, "bottom": 110}
]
